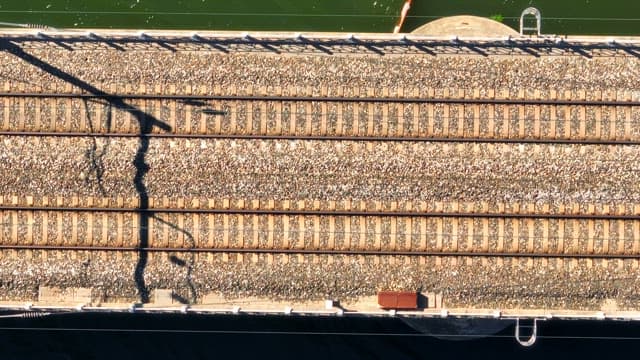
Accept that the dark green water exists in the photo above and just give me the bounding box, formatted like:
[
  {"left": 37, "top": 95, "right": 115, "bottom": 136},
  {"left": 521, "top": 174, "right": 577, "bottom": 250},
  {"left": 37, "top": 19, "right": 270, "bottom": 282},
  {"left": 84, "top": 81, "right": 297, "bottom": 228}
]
[
  {"left": 0, "top": 1, "right": 638, "bottom": 35},
  {"left": 1, "top": 314, "right": 640, "bottom": 359},
  {"left": 405, "top": 0, "right": 640, "bottom": 36}
]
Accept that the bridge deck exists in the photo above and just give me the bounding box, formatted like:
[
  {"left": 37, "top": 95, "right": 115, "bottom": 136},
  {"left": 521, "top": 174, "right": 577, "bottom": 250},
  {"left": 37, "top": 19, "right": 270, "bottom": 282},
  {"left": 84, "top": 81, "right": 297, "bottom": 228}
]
[{"left": 1, "top": 29, "right": 640, "bottom": 318}]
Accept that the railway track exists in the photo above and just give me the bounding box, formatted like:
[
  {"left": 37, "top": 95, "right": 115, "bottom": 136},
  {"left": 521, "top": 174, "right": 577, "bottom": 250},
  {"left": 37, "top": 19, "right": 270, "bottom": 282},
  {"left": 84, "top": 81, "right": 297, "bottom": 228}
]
[
  {"left": 2, "top": 195, "right": 638, "bottom": 217},
  {"left": 1, "top": 207, "right": 638, "bottom": 261},
  {"left": 2, "top": 85, "right": 640, "bottom": 267},
  {"left": 1, "top": 86, "right": 639, "bottom": 143},
  {"left": 2, "top": 245, "right": 640, "bottom": 260}
]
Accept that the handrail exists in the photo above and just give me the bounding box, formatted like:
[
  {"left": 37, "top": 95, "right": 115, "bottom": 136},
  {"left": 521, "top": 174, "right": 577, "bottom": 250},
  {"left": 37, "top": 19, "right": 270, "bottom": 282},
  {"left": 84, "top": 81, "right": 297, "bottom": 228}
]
[{"left": 515, "top": 318, "right": 539, "bottom": 346}]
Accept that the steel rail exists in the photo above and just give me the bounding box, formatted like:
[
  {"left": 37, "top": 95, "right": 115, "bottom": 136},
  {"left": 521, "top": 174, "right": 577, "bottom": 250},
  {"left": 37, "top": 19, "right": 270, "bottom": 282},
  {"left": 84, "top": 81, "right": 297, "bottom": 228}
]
[
  {"left": 2, "top": 130, "right": 639, "bottom": 145},
  {"left": 0, "top": 130, "right": 639, "bottom": 145},
  {"left": 0, "top": 244, "right": 638, "bottom": 259},
  {"left": 0, "top": 92, "right": 639, "bottom": 106},
  {"left": 1, "top": 205, "right": 638, "bottom": 220}
]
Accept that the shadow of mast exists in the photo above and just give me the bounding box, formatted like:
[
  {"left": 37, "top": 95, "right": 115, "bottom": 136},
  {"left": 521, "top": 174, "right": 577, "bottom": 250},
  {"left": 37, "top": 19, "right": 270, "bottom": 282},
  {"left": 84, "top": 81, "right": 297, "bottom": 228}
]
[
  {"left": 153, "top": 215, "right": 197, "bottom": 304},
  {"left": 2, "top": 40, "right": 171, "bottom": 304},
  {"left": 82, "top": 98, "right": 112, "bottom": 196}
]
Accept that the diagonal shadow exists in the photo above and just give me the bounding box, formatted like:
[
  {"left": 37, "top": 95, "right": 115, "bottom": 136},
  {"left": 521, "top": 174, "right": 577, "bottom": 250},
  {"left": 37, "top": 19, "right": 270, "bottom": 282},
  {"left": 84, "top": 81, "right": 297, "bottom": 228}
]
[
  {"left": 456, "top": 40, "right": 488, "bottom": 57},
  {"left": 34, "top": 33, "right": 74, "bottom": 51},
  {"left": 295, "top": 36, "right": 333, "bottom": 55},
  {"left": 609, "top": 42, "right": 640, "bottom": 59},
  {"left": 561, "top": 43, "right": 593, "bottom": 59},
  {"left": 1, "top": 39, "right": 171, "bottom": 304},
  {"left": 136, "top": 33, "right": 177, "bottom": 53},
  {"left": 189, "top": 34, "right": 229, "bottom": 54},
  {"left": 346, "top": 37, "right": 385, "bottom": 56},
  {"left": 513, "top": 43, "right": 541, "bottom": 57},
  {"left": 85, "top": 33, "right": 126, "bottom": 51},
  {"left": 153, "top": 215, "right": 197, "bottom": 304},
  {"left": 82, "top": 98, "right": 112, "bottom": 196},
  {"left": 243, "top": 35, "right": 280, "bottom": 54},
  {"left": 401, "top": 38, "right": 436, "bottom": 56}
]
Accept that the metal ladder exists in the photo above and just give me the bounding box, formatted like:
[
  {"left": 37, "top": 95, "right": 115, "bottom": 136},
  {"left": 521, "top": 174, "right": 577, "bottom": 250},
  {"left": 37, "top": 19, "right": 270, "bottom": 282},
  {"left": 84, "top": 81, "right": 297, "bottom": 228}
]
[{"left": 520, "top": 7, "right": 542, "bottom": 36}]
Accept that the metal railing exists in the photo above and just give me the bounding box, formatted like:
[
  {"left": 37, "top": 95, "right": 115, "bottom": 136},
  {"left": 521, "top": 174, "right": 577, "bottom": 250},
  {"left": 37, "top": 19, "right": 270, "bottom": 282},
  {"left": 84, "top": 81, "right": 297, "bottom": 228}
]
[{"left": 1, "top": 29, "right": 640, "bottom": 57}]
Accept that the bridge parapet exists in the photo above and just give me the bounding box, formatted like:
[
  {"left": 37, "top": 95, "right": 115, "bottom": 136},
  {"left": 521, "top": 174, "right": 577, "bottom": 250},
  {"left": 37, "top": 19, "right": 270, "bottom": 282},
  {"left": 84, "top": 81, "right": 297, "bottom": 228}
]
[{"left": 1, "top": 29, "right": 640, "bottom": 58}]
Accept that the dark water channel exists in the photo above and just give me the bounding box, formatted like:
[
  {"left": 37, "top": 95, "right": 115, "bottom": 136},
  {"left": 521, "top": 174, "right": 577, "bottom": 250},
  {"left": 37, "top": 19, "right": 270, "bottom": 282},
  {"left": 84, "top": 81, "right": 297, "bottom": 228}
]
[
  {"left": 1, "top": 313, "right": 640, "bottom": 359},
  {"left": 0, "top": 0, "right": 637, "bottom": 35}
]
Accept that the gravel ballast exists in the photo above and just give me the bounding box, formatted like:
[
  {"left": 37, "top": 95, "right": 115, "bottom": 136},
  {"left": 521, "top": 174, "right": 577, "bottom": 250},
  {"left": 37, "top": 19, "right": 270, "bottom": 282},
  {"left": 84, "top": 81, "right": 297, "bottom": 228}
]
[
  {"left": 0, "top": 137, "right": 638, "bottom": 205},
  {"left": 1, "top": 39, "right": 640, "bottom": 311},
  {"left": 0, "top": 251, "right": 639, "bottom": 310}
]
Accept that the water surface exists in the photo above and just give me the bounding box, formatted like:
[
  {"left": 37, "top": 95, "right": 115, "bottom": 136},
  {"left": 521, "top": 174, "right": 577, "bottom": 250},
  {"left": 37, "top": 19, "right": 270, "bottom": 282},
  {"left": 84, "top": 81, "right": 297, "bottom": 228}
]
[
  {"left": 1, "top": 314, "right": 640, "bottom": 360},
  {"left": 0, "top": 0, "right": 637, "bottom": 35}
]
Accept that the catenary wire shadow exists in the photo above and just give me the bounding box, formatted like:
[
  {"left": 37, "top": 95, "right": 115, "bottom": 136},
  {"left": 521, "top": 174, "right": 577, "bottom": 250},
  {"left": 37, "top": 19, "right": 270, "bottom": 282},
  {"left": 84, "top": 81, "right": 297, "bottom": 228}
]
[{"left": 0, "top": 39, "right": 171, "bottom": 304}]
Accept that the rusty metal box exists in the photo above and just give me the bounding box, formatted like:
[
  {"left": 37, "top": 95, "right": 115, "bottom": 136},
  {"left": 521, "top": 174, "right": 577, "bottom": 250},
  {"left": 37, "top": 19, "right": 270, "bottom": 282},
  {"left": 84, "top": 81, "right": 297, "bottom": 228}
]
[{"left": 377, "top": 291, "right": 418, "bottom": 309}]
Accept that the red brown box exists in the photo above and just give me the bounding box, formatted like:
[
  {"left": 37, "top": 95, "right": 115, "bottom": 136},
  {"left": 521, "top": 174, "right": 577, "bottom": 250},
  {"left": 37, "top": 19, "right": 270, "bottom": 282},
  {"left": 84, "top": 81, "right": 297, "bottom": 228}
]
[{"left": 377, "top": 291, "right": 418, "bottom": 309}]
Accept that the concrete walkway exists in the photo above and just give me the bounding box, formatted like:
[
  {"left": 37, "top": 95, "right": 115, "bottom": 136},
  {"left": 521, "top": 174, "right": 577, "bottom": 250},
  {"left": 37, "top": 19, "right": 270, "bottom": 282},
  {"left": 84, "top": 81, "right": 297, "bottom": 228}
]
[{"left": 412, "top": 15, "right": 519, "bottom": 37}]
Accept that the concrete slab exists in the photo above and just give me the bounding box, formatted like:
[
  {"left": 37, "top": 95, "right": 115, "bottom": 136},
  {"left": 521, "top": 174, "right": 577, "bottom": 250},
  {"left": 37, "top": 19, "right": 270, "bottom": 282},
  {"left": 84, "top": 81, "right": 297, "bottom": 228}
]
[
  {"left": 153, "top": 289, "right": 174, "bottom": 306},
  {"left": 38, "top": 286, "right": 92, "bottom": 304},
  {"left": 412, "top": 15, "right": 519, "bottom": 37}
]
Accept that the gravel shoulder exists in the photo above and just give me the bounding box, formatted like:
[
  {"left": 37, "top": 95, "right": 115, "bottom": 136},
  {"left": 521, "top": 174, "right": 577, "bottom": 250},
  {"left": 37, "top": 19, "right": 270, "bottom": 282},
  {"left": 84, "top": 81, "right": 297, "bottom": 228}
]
[
  {"left": 1, "top": 48, "right": 640, "bottom": 94},
  {"left": 1, "top": 252, "right": 639, "bottom": 311}
]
